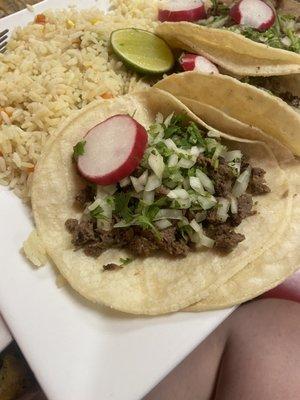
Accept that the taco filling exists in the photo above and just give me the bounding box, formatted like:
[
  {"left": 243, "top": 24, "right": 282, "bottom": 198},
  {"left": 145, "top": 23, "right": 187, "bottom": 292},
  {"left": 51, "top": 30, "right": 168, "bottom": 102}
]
[{"left": 66, "top": 113, "right": 270, "bottom": 263}]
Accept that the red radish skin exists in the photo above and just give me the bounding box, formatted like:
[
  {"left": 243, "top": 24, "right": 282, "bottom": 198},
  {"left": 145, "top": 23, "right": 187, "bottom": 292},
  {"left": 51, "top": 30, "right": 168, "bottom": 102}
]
[
  {"left": 179, "top": 53, "right": 219, "bottom": 74},
  {"left": 77, "top": 115, "right": 148, "bottom": 186},
  {"left": 158, "top": 0, "right": 207, "bottom": 22},
  {"left": 230, "top": 0, "right": 276, "bottom": 32}
]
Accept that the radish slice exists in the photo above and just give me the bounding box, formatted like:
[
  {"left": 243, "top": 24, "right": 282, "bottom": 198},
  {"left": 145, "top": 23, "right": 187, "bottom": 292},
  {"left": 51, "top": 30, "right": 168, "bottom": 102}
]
[
  {"left": 230, "top": 0, "right": 276, "bottom": 32},
  {"left": 179, "top": 53, "right": 219, "bottom": 74},
  {"left": 158, "top": 0, "right": 207, "bottom": 22},
  {"left": 76, "top": 114, "right": 148, "bottom": 185}
]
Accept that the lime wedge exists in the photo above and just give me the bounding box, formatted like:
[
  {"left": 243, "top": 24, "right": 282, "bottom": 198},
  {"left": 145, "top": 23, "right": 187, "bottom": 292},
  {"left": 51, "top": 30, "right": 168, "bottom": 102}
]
[{"left": 110, "top": 28, "right": 175, "bottom": 74}]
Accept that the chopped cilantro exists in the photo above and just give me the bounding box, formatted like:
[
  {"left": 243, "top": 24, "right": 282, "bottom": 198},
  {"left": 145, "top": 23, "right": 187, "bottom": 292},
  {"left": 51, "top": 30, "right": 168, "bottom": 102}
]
[
  {"left": 90, "top": 205, "right": 107, "bottom": 220},
  {"left": 114, "top": 192, "right": 133, "bottom": 222},
  {"left": 73, "top": 141, "right": 86, "bottom": 161},
  {"left": 119, "top": 257, "right": 133, "bottom": 265}
]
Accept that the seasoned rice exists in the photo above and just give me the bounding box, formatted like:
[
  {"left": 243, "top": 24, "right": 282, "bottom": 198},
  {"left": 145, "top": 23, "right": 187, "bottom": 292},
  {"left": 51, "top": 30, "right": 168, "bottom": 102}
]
[{"left": 0, "top": 0, "right": 158, "bottom": 200}]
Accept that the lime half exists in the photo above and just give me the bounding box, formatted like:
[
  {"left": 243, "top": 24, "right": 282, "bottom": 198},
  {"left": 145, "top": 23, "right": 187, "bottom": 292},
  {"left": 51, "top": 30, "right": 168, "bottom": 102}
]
[{"left": 111, "top": 28, "right": 175, "bottom": 74}]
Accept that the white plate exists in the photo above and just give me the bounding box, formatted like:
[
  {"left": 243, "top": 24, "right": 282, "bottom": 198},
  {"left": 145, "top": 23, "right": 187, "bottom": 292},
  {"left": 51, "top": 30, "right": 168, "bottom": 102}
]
[
  {"left": 0, "top": 315, "right": 12, "bottom": 352},
  {"left": 0, "top": 3, "right": 234, "bottom": 399}
]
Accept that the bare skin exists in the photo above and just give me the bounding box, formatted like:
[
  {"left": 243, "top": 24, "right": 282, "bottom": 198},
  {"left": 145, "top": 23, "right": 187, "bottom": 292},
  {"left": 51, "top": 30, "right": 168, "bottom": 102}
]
[{"left": 143, "top": 299, "right": 300, "bottom": 400}]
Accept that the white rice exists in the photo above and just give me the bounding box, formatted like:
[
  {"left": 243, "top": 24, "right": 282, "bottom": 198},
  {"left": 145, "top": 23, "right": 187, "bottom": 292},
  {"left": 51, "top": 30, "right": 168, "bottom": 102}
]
[{"left": 0, "top": 0, "right": 159, "bottom": 200}]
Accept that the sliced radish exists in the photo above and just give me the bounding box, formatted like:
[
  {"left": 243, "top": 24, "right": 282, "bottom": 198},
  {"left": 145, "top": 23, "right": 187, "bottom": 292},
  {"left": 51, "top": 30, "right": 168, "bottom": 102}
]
[
  {"left": 230, "top": 0, "right": 276, "bottom": 32},
  {"left": 158, "top": 0, "right": 207, "bottom": 22},
  {"left": 179, "top": 53, "right": 219, "bottom": 74},
  {"left": 76, "top": 114, "right": 148, "bottom": 185}
]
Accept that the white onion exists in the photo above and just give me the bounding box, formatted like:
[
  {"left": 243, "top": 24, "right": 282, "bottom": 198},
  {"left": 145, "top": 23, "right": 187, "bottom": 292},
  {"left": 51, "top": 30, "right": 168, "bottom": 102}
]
[
  {"left": 155, "top": 209, "right": 183, "bottom": 220},
  {"left": 155, "top": 112, "right": 164, "bottom": 124},
  {"left": 196, "top": 170, "right": 215, "bottom": 194},
  {"left": 138, "top": 170, "right": 148, "bottom": 185},
  {"left": 189, "top": 176, "right": 206, "bottom": 195},
  {"left": 190, "top": 146, "right": 202, "bottom": 157},
  {"left": 164, "top": 112, "right": 174, "bottom": 127},
  {"left": 148, "top": 152, "right": 165, "bottom": 178},
  {"left": 155, "top": 219, "right": 172, "bottom": 230},
  {"left": 197, "top": 195, "right": 217, "bottom": 210},
  {"left": 190, "top": 219, "right": 201, "bottom": 232},
  {"left": 224, "top": 150, "right": 242, "bottom": 162},
  {"left": 145, "top": 174, "right": 161, "bottom": 191},
  {"left": 168, "top": 153, "right": 178, "bottom": 167},
  {"left": 207, "top": 130, "right": 220, "bottom": 138},
  {"left": 114, "top": 220, "right": 133, "bottom": 228},
  {"left": 178, "top": 158, "right": 196, "bottom": 169},
  {"left": 217, "top": 198, "right": 230, "bottom": 222},
  {"left": 199, "top": 234, "right": 215, "bottom": 248},
  {"left": 177, "top": 198, "right": 192, "bottom": 209},
  {"left": 119, "top": 176, "right": 130, "bottom": 187},
  {"left": 100, "top": 184, "right": 117, "bottom": 195},
  {"left": 168, "top": 188, "right": 189, "bottom": 199},
  {"left": 143, "top": 190, "right": 155, "bottom": 204},
  {"left": 230, "top": 196, "right": 238, "bottom": 214},
  {"left": 232, "top": 166, "right": 251, "bottom": 197},
  {"left": 130, "top": 176, "right": 144, "bottom": 193},
  {"left": 165, "top": 138, "right": 178, "bottom": 150}
]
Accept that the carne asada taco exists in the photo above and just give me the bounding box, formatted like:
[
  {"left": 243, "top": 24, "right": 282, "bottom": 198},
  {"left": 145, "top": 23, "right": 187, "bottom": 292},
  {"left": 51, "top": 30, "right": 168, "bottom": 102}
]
[
  {"left": 189, "top": 160, "right": 300, "bottom": 311},
  {"left": 31, "top": 88, "right": 291, "bottom": 315},
  {"left": 155, "top": 71, "right": 300, "bottom": 155},
  {"left": 156, "top": 1, "right": 300, "bottom": 76}
]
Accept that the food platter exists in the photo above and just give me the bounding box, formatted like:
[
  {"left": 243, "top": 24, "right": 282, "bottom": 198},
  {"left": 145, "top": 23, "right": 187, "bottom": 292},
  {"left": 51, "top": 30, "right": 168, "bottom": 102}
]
[{"left": 0, "top": 2, "right": 236, "bottom": 399}]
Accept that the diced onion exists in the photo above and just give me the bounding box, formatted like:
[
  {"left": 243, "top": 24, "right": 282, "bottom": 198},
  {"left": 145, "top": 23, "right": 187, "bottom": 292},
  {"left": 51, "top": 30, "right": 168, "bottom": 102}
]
[
  {"left": 178, "top": 158, "right": 195, "bottom": 169},
  {"left": 230, "top": 196, "right": 238, "bottom": 214},
  {"left": 190, "top": 146, "right": 202, "bottom": 157},
  {"left": 119, "top": 177, "right": 130, "bottom": 187},
  {"left": 196, "top": 170, "right": 215, "bottom": 194},
  {"left": 155, "top": 219, "right": 172, "bottom": 230},
  {"left": 177, "top": 198, "right": 192, "bottom": 209},
  {"left": 145, "top": 174, "right": 161, "bottom": 191},
  {"left": 148, "top": 152, "right": 165, "bottom": 178},
  {"left": 130, "top": 176, "right": 144, "bottom": 193},
  {"left": 190, "top": 219, "right": 201, "bottom": 232},
  {"left": 168, "top": 153, "right": 178, "bottom": 167},
  {"left": 197, "top": 195, "right": 217, "bottom": 210},
  {"left": 165, "top": 138, "right": 178, "bottom": 150},
  {"left": 143, "top": 190, "right": 155, "bottom": 204},
  {"left": 101, "top": 184, "right": 117, "bottom": 195},
  {"left": 189, "top": 176, "right": 206, "bottom": 195},
  {"left": 155, "top": 112, "right": 164, "bottom": 124},
  {"left": 164, "top": 112, "right": 174, "bottom": 127},
  {"left": 114, "top": 220, "right": 133, "bottom": 228},
  {"left": 195, "top": 211, "right": 207, "bottom": 223},
  {"left": 167, "top": 188, "right": 189, "bottom": 200},
  {"left": 199, "top": 234, "right": 215, "bottom": 248},
  {"left": 155, "top": 209, "right": 183, "bottom": 220},
  {"left": 281, "top": 36, "right": 292, "bottom": 46},
  {"left": 217, "top": 198, "right": 230, "bottom": 222},
  {"left": 138, "top": 170, "right": 148, "bottom": 185},
  {"left": 232, "top": 166, "right": 251, "bottom": 197},
  {"left": 224, "top": 150, "right": 242, "bottom": 162},
  {"left": 207, "top": 130, "right": 220, "bottom": 138}
]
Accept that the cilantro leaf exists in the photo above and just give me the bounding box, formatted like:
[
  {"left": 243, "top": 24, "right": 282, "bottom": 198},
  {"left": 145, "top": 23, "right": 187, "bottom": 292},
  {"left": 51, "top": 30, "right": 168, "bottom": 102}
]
[
  {"left": 90, "top": 205, "right": 107, "bottom": 220},
  {"left": 73, "top": 141, "right": 86, "bottom": 161},
  {"left": 114, "top": 192, "right": 133, "bottom": 222},
  {"left": 119, "top": 257, "right": 133, "bottom": 265}
]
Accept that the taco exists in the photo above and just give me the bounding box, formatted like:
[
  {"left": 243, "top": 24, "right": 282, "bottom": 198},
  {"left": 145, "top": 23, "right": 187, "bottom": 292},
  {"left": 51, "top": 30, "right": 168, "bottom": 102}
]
[
  {"left": 156, "top": 0, "right": 300, "bottom": 109},
  {"left": 155, "top": 71, "right": 300, "bottom": 155},
  {"left": 31, "top": 88, "right": 291, "bottom": 315}
]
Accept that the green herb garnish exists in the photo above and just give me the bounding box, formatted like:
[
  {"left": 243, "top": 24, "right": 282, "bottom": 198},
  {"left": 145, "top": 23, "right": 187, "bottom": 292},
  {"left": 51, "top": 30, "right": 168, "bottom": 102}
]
[
  {"left": 119, "top": 257, "right": 133, "bottom": 265},
  {"left": 90, "top": 205, "right": 107, "bottom": 220},
  {"left": 73, "top": 141, "right": 86, "bottom": 161}
]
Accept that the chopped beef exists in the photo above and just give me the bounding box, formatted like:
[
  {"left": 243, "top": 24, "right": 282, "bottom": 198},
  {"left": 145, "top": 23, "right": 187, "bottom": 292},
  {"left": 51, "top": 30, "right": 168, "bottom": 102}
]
[
  {"left": 128, "top": 236, "right": 159, "bottom": 257},
  {"left": 157, "top": 226, "right": 190, "bottom": 256},
  {"left": 186, "top": 209, "right": 196, "bottom": 222},
  {"left": 65, "top": 218, "right": 79, "bottom": 233},
  {"left": 65, "top": 219, "right": 96, "bottom": 247},
  {"left": 75, "top": 185, "right": 95, "bottom": 207},
  {"left": 205, "top": 223, "right": 245, "bottom": 252},
  {"left": 84, "top": 242, "right": 107, "bottom": 258},
  {"left": 197, "top": 154, "right": 212, "bottom": 169},
  {"left": 210, "top": 161, "right": 235, "bottom": 197},
  {"left": 103, "top": 263, "right": 122, "bottom": 271},
  {"left": 206, "top": 208, "right": 220, "bottom": 224},
  {"left": 248, "top": 167, "right": 271, "bottom": 195},
  {"left": 279, "top": 92, "right": 300, "bottom": 108},
  {"left": 230, "top": 194, "right": 256, "bottom": 226}
]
